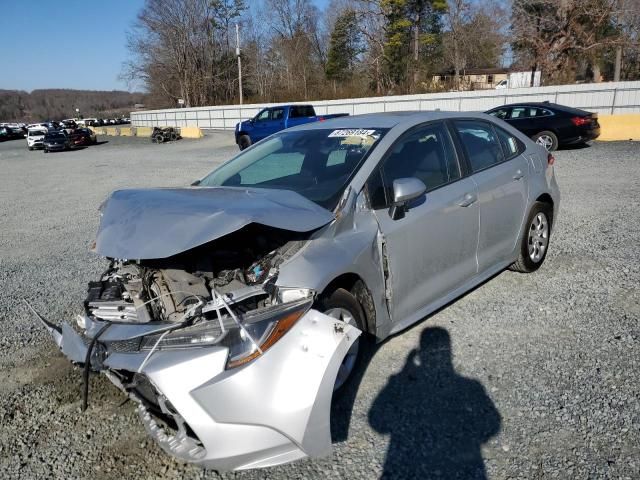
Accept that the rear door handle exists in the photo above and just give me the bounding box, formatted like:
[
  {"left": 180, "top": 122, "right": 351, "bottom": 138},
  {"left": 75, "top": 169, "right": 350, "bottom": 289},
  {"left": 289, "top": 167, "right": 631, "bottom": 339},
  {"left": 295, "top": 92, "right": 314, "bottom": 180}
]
[
  {"left": 513, "top": 169, "right": 524, "bottom": 181},
  {"left": 458, "top": 193, "right": 477, "bottom": 207}
]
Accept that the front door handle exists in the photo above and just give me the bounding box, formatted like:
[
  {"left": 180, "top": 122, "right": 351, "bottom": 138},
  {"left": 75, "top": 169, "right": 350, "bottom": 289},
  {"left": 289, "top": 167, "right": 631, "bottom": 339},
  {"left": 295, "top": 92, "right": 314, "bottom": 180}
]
[
  {"left": 458, "top": 192, "right": 477, "bottom": 207},
  {"left": 513, "top": 169, "right": 524, "bottom": 181}
]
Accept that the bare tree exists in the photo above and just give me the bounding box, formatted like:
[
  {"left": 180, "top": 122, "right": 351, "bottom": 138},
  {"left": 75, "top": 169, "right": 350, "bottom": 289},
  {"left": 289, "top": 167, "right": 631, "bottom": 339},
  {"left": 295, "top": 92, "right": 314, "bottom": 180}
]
[
  {"left": 511, "top": 0, "right": 626, "bottom": 84},
  {"left": 442, "top": 0, "right": 506, "bottom": 89}
]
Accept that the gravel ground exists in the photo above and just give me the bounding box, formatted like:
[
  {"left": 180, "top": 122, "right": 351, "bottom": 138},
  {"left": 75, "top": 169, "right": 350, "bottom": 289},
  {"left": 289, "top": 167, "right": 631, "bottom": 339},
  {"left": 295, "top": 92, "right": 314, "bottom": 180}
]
[{"left": 0, "top": 135, "right": 638, "bottom": 480}]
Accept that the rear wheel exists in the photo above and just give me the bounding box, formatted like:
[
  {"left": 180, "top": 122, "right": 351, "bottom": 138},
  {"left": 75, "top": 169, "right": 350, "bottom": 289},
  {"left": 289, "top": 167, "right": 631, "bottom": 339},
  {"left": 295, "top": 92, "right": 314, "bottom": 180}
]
[
  {"left": 510, "top": 201, "right": 553, "bottom": 273},
  {"left": 532, "top": 131, "right": 558, "bottom": 152},
  {"left": 238, "top": 134, "right": 251, "bottom": 151},
  {"left": 317, "top": 288, "right": 366, "bottom": 392}
]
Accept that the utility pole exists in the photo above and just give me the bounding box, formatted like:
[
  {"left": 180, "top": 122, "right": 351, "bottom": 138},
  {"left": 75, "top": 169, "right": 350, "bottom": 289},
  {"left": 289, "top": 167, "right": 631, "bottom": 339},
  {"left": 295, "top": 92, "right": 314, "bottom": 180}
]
[
  {"left": 236, "top": 23, "right": 243, "bottom": 105},
  {"left": 614, "top": 46, "right": 622, "bottom": 82}
]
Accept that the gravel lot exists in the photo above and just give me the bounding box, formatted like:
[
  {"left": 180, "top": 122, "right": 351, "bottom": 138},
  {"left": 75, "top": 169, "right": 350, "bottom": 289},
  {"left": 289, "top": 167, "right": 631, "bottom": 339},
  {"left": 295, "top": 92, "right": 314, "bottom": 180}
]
[{"left": 0, "top": 134, "right": 639, "bottom": 479}]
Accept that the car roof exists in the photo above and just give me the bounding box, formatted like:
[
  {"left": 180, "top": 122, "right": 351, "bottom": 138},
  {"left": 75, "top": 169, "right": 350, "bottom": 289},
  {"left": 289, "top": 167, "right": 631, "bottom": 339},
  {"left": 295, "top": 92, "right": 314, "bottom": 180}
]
[
  {"left": 287, "top": 110, "right": 494, "bottom": 131},
  {"left": 491, "top": 102, "right": 591, "bottom": 116}
]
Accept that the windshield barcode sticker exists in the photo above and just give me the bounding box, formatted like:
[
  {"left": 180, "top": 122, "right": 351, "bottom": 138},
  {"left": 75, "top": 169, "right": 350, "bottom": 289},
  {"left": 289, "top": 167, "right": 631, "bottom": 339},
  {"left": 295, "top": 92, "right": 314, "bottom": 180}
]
[{"left": 328, "top": 129, "right": 377, "bottom": 138}]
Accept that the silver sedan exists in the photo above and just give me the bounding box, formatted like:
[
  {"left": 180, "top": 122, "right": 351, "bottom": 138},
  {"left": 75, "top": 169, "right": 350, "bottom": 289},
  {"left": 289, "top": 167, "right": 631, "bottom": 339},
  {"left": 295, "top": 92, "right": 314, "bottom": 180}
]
[{"left": 37, "top": 111, "right": 560, "bottom": 471}]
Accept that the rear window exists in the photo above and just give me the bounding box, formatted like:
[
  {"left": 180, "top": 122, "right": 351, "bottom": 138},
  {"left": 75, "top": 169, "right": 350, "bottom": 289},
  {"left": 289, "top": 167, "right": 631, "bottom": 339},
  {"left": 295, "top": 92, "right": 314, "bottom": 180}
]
[{"left": 290, "top": 106, "right": 315, "bottom": 118}]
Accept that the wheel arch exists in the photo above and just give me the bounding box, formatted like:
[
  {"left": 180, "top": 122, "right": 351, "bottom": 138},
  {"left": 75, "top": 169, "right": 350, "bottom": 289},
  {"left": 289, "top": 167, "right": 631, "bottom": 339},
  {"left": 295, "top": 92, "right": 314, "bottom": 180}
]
[
  {"left": 319, "top": 273, "right": 376, "bottom": 336},
  {"left": 535, "top": 193, "right": 554, "bottom": 226}
]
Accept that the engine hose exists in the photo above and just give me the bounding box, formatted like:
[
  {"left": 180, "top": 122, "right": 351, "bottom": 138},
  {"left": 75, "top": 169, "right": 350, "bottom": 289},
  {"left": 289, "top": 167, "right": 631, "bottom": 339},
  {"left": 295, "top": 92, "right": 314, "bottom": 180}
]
[{"left": 82, "top": 323, "right": 111, "bottom": 412}]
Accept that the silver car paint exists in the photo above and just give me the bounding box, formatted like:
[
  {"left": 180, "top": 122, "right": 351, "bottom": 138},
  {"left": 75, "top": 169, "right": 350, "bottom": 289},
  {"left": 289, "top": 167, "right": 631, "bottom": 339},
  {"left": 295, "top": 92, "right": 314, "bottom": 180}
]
[
  {"left": 277, "top": 111, "right": 559, "bottom": 337},
  {"left": 38, "top": 111, "right": 560, "bottom": 471}
]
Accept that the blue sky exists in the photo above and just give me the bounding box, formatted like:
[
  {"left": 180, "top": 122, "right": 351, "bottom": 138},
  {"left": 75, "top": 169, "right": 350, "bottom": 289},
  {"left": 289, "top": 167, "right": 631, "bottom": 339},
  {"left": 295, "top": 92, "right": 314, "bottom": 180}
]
[{"left": 0, "top": 0, "right": 145, "bottom": 92}]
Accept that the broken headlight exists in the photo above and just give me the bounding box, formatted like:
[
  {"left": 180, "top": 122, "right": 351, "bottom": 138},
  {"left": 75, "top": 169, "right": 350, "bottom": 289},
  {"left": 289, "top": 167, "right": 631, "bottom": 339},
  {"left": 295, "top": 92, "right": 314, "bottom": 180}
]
[
  {"left": 224, "top": 297, "right": 312, "bottom": 369},
  {"left": 139, "top": 298, "right": 313, "bottom": 370}
]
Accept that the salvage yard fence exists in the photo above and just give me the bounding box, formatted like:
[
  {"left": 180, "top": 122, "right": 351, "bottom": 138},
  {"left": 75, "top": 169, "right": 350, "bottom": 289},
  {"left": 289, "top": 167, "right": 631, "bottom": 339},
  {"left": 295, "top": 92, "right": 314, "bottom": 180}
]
[{"left": 131, "top": 80, "right": 640, "bottom": 131}]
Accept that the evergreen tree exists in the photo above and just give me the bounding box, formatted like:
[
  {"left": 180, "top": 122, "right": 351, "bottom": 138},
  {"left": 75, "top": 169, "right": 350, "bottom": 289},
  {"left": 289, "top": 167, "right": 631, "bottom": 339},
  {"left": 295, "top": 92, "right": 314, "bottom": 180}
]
[{"left": 325, "top": 10, "right": 362, "bottom": 84}]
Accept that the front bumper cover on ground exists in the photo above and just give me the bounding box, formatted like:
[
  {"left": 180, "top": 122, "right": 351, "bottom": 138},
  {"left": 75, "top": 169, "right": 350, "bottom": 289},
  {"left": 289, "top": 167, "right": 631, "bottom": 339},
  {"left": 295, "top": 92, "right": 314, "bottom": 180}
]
[{"left": 36, "top": 308, "right": 360, "bottom": 471}]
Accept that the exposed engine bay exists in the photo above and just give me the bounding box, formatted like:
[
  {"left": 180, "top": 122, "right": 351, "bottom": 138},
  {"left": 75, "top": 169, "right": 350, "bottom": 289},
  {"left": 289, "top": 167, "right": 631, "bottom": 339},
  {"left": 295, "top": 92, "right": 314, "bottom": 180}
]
[
  {"left": 69, "top": 224, "right": 320, "bottom": 460},
  {"left": 86, "top": 224, "right": 309, "bottom": 327}
]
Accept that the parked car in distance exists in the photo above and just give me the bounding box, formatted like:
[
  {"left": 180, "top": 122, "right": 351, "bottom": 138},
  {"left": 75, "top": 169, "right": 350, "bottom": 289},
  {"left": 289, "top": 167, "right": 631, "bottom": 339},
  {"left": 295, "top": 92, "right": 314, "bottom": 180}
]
[
  {"left": 61, "top": 120, "right": 77, "bottom": 130},
  {"left": 486, "top": 101, "right": 600, "bottom": 151},
  {"left": 42, "top": 121, "right": 61, "bottom": 131},
  {"left": 27, "top": 123, "right": 50, "bottom": 132},
  {"left": 0, "top": 126, "right": 26, "bottom": 141},
  {"left": 40, "top": 111, "right": 559, "bottom": 472},
  {"left": 235, "top": 104, "right": 349, "bottom": 150},
  {"left": 27, "top": 128, "right": 48, "bottom": 150},
  {"left": 43, "top": 131, "right": 74, "bottom": 152},
  {"left": 72, "top": 127, "right": 97, "bottom": 146}
]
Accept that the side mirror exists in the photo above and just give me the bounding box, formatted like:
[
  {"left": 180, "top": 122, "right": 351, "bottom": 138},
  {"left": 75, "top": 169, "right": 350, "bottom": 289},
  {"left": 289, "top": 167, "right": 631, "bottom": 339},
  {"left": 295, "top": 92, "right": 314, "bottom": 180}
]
[{"left": 389, "top": 177, "right": 426, "bottom": 220}]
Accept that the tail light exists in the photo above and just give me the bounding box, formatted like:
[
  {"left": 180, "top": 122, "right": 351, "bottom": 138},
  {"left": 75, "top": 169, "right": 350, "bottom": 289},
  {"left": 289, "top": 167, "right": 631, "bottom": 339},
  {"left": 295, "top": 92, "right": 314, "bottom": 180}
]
[
  {"left": 318, "top": 116, "right": 325, "bottom": 122},
  {"left": 547, "top": 153, "right": 555, "bottom": 166},
  {"left": 571, "top": 116, "right": 591, "bottom": 126}
]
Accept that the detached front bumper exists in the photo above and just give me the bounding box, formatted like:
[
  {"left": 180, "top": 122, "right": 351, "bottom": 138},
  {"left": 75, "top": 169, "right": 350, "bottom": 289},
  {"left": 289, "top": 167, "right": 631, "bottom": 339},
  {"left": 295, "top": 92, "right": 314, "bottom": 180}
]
[{"left": 37, "top": 309, "right": 360, "bottom": 471}]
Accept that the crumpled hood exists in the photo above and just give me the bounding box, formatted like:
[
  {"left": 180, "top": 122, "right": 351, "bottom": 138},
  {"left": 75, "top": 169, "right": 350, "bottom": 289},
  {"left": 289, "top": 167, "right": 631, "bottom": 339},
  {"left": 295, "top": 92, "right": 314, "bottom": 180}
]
[{"left": 95, "top": 187, "right": 335, "bottom": 259}]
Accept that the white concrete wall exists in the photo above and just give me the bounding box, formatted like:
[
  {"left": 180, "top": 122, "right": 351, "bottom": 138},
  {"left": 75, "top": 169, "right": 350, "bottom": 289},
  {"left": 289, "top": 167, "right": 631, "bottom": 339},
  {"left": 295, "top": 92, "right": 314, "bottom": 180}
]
[{"left": 130, "top": 80, "right": 640, "bottom": 130}]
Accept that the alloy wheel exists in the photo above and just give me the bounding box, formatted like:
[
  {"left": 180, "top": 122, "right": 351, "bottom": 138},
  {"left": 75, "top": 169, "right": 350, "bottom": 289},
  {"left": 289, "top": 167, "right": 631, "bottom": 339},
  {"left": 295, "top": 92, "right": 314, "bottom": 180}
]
[
  {"left": 528, "top": 212, "right": 549, "bottom": 263},
  {"left": 536, "top": 135, "right": 554, "bottom": 151}
]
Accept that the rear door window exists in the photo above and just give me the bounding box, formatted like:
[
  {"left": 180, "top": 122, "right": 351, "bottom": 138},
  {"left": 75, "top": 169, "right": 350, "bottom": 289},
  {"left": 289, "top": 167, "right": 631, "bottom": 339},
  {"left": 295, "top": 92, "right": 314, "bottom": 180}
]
[
  {"left": 510, "top": 107, "right": 531, "bottom": 119},
  {"left": 495, "top": 126, "right": 524, "bottom": 159},
  {"left": 453, "top": 120, "right": 505, "bottom": 172},
  {"left": 290, "top": 106, "right": 315, "bottom": 118}
]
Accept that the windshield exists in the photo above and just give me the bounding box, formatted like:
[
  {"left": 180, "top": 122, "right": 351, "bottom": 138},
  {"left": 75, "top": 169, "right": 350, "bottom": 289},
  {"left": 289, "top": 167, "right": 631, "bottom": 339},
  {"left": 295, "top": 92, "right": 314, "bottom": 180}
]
[
  {"left": 200, "top": 128, "right": 388, "bottom": 210},
  {"left": 28, "top": 130, "right": 45, "bottom": 137}
]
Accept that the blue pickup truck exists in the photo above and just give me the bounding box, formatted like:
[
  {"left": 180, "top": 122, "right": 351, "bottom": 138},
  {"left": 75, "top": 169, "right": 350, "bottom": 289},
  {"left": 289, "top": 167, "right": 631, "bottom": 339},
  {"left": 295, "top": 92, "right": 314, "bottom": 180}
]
[{"left": 234, "top": 104, "right": 348, "bottom": 150}]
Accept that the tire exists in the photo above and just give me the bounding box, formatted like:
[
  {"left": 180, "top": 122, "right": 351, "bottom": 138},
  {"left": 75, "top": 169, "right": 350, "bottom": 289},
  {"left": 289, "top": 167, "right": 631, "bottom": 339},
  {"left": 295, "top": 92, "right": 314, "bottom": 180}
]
[
  {"left": 43, "top": 149, "right": 48, "bottom": 153},
  {"left": 510, "top": 201, "right": 553, "bottom": 273},
  {"left": 238, "top": 134, "right": 251, "bottom": 151},
  {"left": 28, "top": 147, "right": 33, "bottom": 151},
  {"left": 316, "top": 287, "right": 368, "bottom": 392},
  {"left": 532, "top": 130, "right": 558, "bottom": 152}
]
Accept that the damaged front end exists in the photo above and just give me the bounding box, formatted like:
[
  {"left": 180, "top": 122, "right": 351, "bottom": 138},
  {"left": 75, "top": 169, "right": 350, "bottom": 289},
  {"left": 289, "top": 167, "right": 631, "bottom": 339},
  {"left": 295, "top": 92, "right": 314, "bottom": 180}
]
[{"left": 34, "top": 188, "right": 360, "bottom": 471}]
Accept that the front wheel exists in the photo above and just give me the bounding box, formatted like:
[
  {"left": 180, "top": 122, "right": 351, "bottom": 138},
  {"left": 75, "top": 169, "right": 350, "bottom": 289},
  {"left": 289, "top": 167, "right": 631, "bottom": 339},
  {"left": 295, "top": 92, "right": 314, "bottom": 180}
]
[
  {"left": 532, "top": 131, "right": 558, "bottom": 152},
  {"left": 317, "top": 287, "right": 368, "bottom": 392},
  {"left": 238, "top": 134, "right": 251, "bottom": 151},
  {"left": 510, "top": 202, "right": 553, "bottom": 273}
]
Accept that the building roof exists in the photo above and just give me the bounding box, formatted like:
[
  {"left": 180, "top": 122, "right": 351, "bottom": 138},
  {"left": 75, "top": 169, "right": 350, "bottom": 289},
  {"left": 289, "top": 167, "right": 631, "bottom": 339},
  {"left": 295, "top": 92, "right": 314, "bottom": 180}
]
[{"left": 435, "top": 68, "right": 509, "bottom": 76}]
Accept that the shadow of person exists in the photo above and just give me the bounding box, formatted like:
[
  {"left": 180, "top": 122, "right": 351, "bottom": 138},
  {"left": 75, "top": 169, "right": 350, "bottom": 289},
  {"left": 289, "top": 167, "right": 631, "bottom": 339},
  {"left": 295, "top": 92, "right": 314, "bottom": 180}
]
[{"left": 369, "top": 327, "right": 501, "bottom": 479}]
